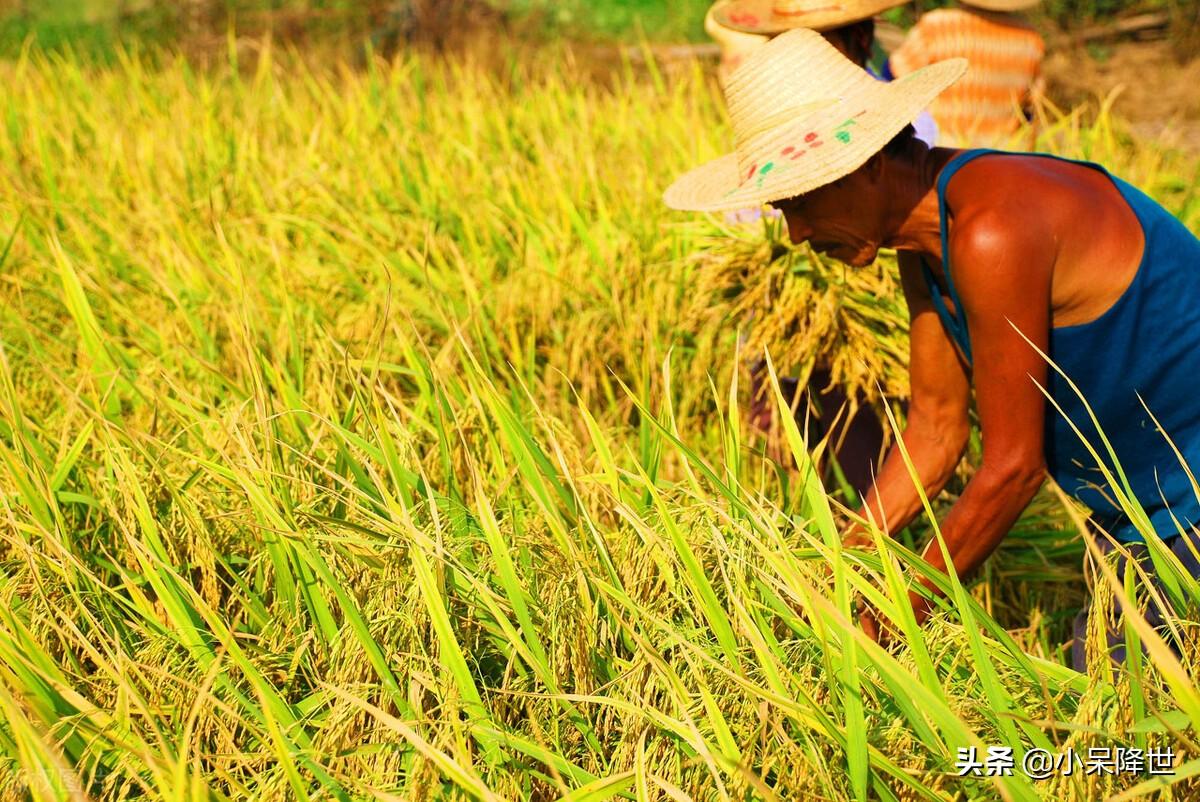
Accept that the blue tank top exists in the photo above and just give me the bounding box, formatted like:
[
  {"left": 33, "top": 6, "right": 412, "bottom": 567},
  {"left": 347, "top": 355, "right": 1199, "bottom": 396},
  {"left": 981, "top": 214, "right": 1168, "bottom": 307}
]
[{"left": 924, "top": 148, "right": 1200, "bottom": 543}]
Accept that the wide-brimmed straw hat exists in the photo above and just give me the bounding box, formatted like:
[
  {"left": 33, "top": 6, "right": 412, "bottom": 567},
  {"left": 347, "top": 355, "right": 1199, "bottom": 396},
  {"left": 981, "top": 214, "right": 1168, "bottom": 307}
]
[
  {"left": 705, "top": 3, "right": 770, "bottom": 73},
  {"left": 714, "top": 0, "right": 909, "bottom": 34},
  {"left": 663, "top": 28, "right": 965, "bottom": 213},
  {"left": 960, "top": 0, "right": 1040, "bottom": 11}
]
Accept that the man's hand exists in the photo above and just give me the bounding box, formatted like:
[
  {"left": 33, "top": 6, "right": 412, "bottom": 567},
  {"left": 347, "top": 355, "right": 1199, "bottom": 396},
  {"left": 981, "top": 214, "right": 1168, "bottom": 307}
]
[
  {"left": 841, "top": 525, "right": 894, "bottom": 644},
  {"left": 857, "top": 599, "right": 885, "bottom": 645},
  {"left": 855, "top": 587, "right": 935, "bottom": 647},
  {"left": 841, "top": 524, "right": 940, "bottom": 646},
  {"left": 840, "top": 524, "right": 875, "bottom": 551}
]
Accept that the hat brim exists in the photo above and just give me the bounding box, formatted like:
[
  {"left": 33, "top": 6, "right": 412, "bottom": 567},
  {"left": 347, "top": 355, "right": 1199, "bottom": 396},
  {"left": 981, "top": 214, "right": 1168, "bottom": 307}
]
[
  {"left": 961, "top": 0, "right": 1039, "bottom": 10},
  {"left": 714, "top": 0, "right": 910, "bottom": 34},
  {"left": 663, "top": 58, "right": 967, "bottom": 213}
]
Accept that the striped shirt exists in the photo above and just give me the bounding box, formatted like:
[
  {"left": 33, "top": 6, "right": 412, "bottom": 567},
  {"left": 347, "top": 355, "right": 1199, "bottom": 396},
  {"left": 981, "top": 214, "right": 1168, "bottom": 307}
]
[{"left": 886, "top": 8, "right": 1045, "bottom": 147}]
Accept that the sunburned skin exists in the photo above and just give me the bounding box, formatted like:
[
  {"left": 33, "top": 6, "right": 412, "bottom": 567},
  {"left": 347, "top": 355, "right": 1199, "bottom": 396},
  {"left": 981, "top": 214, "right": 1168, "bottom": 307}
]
[
  {"left": 769, "top": 138, "right": 1147, "bottom": 639},
  {"left": 773, "top": 145, "right": 1144, "bottom": 323}
]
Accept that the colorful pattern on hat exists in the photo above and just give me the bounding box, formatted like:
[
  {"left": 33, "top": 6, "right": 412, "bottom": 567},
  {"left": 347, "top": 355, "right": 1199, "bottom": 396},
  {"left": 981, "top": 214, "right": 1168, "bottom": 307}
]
[{"left": 714, "top": 0, "right": 910, "bottom": 34}]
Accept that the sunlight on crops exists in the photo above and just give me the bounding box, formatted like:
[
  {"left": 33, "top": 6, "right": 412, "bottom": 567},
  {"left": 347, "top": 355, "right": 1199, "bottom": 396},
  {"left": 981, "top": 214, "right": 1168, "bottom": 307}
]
[{"left": 0, "top": 39, "right": 1197, "bottom": 800}]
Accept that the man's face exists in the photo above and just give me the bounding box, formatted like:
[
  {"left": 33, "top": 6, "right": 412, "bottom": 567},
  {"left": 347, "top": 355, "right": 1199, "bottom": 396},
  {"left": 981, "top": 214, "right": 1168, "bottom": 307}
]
[{"left": 771, "top": 166, "right": 885, "bottom": 267}]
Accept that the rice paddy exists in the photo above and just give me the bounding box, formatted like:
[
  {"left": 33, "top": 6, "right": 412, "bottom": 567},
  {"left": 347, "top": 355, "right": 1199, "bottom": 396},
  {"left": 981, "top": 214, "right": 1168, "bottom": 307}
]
[{"left": 0, "top": 36, "right": 1198, "bottom": 801}]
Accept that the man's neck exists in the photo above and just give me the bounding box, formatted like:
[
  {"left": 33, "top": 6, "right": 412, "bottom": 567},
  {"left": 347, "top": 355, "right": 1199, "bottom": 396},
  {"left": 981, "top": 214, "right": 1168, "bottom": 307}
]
[{"left": 886, "top": 147, "right": 964, "bottom": 263}]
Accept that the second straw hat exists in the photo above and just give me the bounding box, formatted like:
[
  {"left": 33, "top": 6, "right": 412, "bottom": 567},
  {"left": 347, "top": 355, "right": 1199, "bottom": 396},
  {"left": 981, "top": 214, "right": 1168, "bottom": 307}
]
[
  {"left": 714, "top": 0, "right": 910, "bottom": 34},
  {"left": 959, "top": 0, "right": 1040, "bottom": 11}
]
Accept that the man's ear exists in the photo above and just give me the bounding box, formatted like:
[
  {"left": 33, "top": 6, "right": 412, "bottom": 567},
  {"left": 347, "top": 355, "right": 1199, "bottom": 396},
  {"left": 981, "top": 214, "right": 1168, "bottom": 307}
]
[{"left": 864, "top": 151, "right": 886, "bottom": 184}]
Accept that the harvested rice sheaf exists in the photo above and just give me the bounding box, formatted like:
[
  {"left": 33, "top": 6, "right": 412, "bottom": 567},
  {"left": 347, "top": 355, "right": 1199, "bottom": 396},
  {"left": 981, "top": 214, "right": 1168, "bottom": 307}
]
[{"left": 685, "top": 222, "right": 910, "bottom": 420}]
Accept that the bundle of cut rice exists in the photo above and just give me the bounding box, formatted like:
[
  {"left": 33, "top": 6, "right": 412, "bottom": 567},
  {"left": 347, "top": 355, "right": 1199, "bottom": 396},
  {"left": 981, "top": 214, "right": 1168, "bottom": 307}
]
[{"left": 685, "top": 224, "right": 911, "bottom": 419}]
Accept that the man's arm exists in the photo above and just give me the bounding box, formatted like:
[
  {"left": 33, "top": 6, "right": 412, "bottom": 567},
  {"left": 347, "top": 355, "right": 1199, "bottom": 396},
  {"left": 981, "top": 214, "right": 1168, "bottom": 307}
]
[
  {"left": 844, "top": 250, "right": 972, "bottom": 545},
  {"left": 904, "top": 208, "right": 1055, "bottom": 620}
]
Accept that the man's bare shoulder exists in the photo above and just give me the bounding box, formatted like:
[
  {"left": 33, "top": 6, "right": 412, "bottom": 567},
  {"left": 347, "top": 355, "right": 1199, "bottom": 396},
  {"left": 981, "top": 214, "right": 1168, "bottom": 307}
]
[
  {"left": 944, "top": 164, "right": 1053, "bottom": 265},
  {"left": 942, "top": 154, "right": 1093, "bottom": 269}
]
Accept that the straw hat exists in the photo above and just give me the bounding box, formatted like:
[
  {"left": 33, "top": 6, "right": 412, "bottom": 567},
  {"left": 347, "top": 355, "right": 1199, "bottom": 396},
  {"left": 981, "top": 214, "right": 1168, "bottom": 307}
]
[
  {"left": 714, "top": 0, "right": 910, "bottom": 34},
  {"left": 960, "top": 0, "right": 1040, "bottom": 11},
  {"left": 663, "top": 28, "right": 965, "bottom": 213},
  {"left": 705, "top": 2, "right": 770, "bottom": 78}
]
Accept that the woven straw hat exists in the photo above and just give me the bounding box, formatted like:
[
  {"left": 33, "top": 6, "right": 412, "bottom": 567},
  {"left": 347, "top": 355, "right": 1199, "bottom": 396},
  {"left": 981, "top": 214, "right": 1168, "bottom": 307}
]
[
  {"left": 705, "top": 2, "right": 770, "bottom": 77},
  {"left": 663, "top": 28, "right": 965, "bottom": 213},
  {"left": 714, "top": 0, "right": 909, "bottom": 34},
  {"left": 960, "top": 0, "right": 1040, "bottom": 11}
]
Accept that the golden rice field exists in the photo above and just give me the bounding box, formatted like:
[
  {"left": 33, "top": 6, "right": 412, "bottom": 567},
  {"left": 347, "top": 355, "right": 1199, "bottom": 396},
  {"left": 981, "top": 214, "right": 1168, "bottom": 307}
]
[{"left": 1, "top": 38, "right": 1199, "bottom": 801}]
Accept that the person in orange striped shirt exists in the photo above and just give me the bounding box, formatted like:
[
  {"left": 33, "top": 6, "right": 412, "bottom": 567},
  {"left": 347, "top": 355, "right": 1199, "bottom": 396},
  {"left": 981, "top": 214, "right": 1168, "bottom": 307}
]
[{"left": 884, "top": 0, "right": 1045, "bottom": 147}]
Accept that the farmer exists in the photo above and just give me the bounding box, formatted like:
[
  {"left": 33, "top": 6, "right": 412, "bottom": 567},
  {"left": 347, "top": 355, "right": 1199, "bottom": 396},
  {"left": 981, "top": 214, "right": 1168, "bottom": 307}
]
[
  {"left": 707, "top": 0, "right": 936, "bottom": 497},
  {"left": 884, "top": 0, "right": 1045, "bottom": 147},
  {"left": 708, "top": 0, "right": 938, "bottom": 145},
  {"left": 663, "top": 29, "right": 1200, "bottom": 670}
]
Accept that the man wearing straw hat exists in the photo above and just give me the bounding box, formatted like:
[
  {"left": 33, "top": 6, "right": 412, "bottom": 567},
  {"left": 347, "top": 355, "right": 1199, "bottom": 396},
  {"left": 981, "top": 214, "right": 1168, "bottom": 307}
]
[
  {"left": 706, "top": 0, "right": 889, "bottom": 74},
  {"left": 664, "top": 29, "right": 1200, "bottom": 670},
  {"left": 707, "top": 0, "right": 938, "bottom": 146},
  {"left": 885, "top": 0, "right": 1045, "bottom": 147},
  {"left": 707, "top": 0, "right": 938, "bottom": 500}
]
